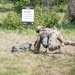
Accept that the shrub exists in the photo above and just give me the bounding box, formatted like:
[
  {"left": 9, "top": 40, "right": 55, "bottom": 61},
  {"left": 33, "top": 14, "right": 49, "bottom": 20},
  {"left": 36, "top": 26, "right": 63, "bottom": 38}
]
[
  {"left": 2, "top": 12, "right": 24, "bottom": 30},
  {"left": 44, "top": 9, "right": 60, "bottom": 27},
  {"left": 33, "top": 6, "right": 60, "bottom": 28},
  {"left": 2, "top": 6, "right": 60, "bottom": 30}
]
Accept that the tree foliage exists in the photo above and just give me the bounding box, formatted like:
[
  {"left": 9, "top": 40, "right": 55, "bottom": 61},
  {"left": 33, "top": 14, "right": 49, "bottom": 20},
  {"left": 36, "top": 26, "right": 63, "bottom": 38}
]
[
  {"left": 3, "top": 13, "right": 23, "bottom": 30},
  {"left": 67, "top": 0, "right": 75, "bottom": 22},
  {"left": 2, "top": 0, "right": 68, "bottom": 30},
  {"left": 9, "top": 0, "right": 67, "bottom": 12}
]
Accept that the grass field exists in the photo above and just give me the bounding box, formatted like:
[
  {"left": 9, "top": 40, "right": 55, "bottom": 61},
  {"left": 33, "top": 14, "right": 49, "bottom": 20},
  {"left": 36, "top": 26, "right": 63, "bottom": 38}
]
[
  {"left": 0, "top": 3, "right": 75, "bottom": 75},
  {"left": 0, "top": 29, "right": 75, "bottom": 75}
]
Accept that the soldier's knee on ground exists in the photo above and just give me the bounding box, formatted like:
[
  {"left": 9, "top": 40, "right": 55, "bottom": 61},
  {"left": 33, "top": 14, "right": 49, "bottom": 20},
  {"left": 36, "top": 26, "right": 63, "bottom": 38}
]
[{"left": 48, "top": 44, "right": 60, "bottom": 51}]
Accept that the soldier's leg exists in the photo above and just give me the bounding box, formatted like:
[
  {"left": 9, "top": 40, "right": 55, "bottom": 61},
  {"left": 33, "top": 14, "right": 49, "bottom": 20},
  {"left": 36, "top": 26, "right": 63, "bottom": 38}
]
[
  {"left": 64, "top": 40, "right": 75, "bottom": 46},
  {"left": 47, "top": 32, "right": 62, "bottom": 52},
  {"left": 57, "top": 32, "right": 75, "bottom": 46},
  {"left": 48, "top": 43, "right": 64, "bottom": 53},
  {"left": 57, "top": 31, "right": 65, "bottom": 43},
  {"left": 48, "top": 44, "right": 60, "bottom": 51}
]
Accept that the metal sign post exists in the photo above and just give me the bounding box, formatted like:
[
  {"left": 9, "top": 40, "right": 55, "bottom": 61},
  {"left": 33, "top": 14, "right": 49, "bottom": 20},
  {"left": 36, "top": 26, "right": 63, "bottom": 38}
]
[{"left": 22, "top": 6, "right": 34, "bottom": 34}]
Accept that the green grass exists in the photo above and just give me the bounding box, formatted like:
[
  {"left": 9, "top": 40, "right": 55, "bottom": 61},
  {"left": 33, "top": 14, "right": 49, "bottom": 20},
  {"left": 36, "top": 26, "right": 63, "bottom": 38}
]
[
  {"left": 60, "top": 22, "right": 75, "bottom": 36},
  {"left": 0, "top": 29, "right": 75, "bottom": 75},
  {"left": 0, "top": 2, "right": 75, "bottom": 75},
  {"left": 0, "top": 25, "right": 75, "bottom": 75}
]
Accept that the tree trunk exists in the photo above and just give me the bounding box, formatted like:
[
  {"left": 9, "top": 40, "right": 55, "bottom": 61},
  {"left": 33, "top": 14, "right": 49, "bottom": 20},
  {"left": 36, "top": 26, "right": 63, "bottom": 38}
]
[
  {"left": 67, "top": 0, "right": 75, "bottom": 22},
  {"left": 60, "top": 0, "right": 75, "bottom": 26},
  {"left": 44, "top": 0, "right": 51, "bottom": 8}
]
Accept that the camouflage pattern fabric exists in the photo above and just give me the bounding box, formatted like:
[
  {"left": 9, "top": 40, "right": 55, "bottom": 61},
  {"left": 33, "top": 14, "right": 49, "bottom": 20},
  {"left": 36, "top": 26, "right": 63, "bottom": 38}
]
[{"left": 34, "top": 27, "right": 75, "bottom": 53}]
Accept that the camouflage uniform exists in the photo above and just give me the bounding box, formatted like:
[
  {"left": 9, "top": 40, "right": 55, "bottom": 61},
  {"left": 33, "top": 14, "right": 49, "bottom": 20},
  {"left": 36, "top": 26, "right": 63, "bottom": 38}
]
[{"left": 34, "top": 27, "right": 75, "bottom": 53}]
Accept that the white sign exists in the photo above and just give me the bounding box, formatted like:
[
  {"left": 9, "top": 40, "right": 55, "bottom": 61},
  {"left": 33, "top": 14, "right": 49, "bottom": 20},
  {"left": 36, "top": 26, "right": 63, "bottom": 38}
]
[{"left": 22, "top": 8, "right": 34, "bottom": 24}]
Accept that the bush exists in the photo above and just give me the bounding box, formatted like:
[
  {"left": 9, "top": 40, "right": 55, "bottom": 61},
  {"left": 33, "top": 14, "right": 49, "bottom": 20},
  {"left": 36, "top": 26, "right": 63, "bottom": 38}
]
[
  {"left": 2, "top": 6, "right": 60, "bottom": 30},
  {"left": 44, "top": 9, "right": 60, "bottom": 27},
  {"left": 2, "top": 12, "right": 24, "bottom": 30},
  {"left": 33, "top": 6, "right": 60, "bottom": 28}
]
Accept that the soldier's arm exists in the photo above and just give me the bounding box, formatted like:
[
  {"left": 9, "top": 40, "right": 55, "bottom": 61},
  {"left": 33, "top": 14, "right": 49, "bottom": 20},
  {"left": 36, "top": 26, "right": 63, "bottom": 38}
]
[{"left": 34, "top": 34, "right": 41, "bottom": 53}]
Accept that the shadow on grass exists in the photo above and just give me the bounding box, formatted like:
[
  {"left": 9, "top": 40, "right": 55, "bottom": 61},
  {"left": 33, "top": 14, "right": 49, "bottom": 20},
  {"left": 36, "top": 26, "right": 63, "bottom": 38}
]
[
  {"left": 30, "top": 49, "right": 63, "bottom": 55},
  {"left": 11, "top": 48, "right": 63, "bottom": 56}
]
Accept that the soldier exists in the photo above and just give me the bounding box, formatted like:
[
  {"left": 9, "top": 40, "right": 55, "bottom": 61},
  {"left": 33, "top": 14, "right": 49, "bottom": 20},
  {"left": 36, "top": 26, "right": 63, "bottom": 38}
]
[{"left": 34, "top": 26, "right": 75, "bottom": 53}]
